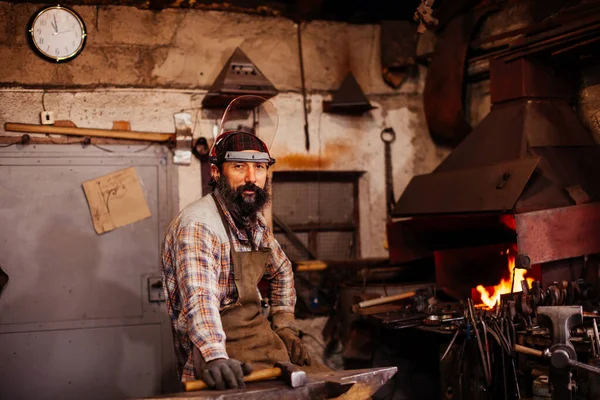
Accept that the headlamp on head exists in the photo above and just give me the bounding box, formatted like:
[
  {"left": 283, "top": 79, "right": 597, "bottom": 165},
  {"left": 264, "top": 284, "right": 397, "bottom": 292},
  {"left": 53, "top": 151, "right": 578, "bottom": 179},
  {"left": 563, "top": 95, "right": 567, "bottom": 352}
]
[
  {"left": 209, "top": 95, "right": 279, "bottom": 167},
  {"left": 209, "top": 131, "right": 276, "bottom": 166}
]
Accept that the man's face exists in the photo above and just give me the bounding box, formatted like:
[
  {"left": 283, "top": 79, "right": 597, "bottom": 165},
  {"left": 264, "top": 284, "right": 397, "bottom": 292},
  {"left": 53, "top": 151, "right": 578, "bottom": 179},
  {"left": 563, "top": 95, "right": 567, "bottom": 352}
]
[
  {"left": 219, "top": 160, "right": 268, "bottom": 194},
  {"left": 211, "top": 153, "right": 270, "bottom": 219}
]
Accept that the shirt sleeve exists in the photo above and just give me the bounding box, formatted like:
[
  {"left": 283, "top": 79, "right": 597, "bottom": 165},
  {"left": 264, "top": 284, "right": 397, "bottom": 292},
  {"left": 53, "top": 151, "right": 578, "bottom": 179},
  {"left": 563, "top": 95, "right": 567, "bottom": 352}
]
[
  {"left": 263, "top": 232, "right": 296, "bottom": 314},
  {"left": 174, "top": 222, "right": 229, "bottom": 362}
]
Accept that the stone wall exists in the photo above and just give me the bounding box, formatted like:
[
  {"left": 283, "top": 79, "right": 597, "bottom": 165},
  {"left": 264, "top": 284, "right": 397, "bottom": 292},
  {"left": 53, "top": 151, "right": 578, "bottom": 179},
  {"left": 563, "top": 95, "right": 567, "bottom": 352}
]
[{"left": 0, "top": 2, "right": 447, "bottom": 258}]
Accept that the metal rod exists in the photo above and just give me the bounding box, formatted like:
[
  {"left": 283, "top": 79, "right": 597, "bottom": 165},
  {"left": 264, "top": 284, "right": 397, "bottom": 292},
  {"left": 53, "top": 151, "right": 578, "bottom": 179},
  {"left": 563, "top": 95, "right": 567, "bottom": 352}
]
[
  {"left": 273, "top": 213, "right": 317, "bottom": 260},
  {"left": 593, "top": 319, "right": 600, "bottom": 358},
  {"left": 570, "top": 359, "right": 600, "bottom": 375},
  {"left": 481, "top": 317, "right": 493, "bottom": 385},
  {"left": 468, "top": 299, "right": 491, "bottom": 387},
  {"left": 441, "top": 328, "right": 460, "bottom": 362},
  {"left": 501, "top": 350, "right": 508, "bottom": 400},
  {"left": 511, "top": 358, "right": 521, "bottom": 399}
]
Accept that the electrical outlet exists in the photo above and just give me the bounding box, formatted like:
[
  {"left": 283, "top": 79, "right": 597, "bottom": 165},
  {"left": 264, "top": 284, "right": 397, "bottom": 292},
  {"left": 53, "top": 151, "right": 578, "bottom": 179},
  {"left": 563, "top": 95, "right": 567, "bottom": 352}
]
[{"left": 40, "top": 111, "right": 55, "bottom": 125}]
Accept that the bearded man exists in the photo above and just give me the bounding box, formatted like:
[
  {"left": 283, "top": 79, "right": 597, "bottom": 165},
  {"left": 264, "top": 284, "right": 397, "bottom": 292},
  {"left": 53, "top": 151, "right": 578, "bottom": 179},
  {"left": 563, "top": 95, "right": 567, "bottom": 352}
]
[{"left": 161, "top": 111, "right": 317, "bottom": 390}]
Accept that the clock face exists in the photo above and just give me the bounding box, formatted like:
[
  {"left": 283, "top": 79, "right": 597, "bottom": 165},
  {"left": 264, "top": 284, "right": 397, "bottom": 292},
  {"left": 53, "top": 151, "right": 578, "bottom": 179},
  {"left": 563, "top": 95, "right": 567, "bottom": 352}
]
[{"left": 28, "top": 6, "right": 87, "bottom": 63}]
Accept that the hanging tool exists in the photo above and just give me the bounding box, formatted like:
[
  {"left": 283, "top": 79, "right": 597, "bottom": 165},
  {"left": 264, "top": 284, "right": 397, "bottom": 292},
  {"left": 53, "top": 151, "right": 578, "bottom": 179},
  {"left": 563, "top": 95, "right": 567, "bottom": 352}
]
[
  {"left": 297, "top": 22, "right": 310, "bottom": 151},
  {"left": 413, "top": 0, "right": 439, "bottom": 33},
  {"left": 381, "top": 128, "right": 396, "bottom": 222}
]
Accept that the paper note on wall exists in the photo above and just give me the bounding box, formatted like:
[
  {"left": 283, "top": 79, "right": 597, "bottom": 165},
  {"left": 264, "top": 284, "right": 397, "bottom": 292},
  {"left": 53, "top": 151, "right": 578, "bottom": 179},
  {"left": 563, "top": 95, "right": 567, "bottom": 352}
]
[{"left": 82, "top": 166, "right": 152, "bottom": 234}]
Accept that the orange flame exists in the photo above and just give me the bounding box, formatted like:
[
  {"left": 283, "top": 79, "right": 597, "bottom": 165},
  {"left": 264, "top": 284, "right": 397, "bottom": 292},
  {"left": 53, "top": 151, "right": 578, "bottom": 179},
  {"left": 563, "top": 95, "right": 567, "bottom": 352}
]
[{"left": 476, "top": 250, "right": 534, "bottom": 309}]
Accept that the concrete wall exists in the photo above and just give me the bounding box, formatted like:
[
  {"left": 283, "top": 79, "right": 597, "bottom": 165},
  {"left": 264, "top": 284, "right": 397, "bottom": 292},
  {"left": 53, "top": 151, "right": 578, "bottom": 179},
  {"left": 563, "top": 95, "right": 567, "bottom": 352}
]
[{"left": 0, "top": 2, "right": 446, "bottom": 258}]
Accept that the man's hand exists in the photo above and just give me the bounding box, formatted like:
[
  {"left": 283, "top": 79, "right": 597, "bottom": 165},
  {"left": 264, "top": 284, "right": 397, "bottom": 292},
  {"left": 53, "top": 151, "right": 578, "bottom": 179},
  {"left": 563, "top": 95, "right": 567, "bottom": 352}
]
[
  {"left": 277, "top": 328, "right": 311, "bottom": 366},
  {"left": 197, "top": 358, "right": 253, "bottom": 390},
  {"left": 272, "top": 311, "right": 311, "bottom": 366}
]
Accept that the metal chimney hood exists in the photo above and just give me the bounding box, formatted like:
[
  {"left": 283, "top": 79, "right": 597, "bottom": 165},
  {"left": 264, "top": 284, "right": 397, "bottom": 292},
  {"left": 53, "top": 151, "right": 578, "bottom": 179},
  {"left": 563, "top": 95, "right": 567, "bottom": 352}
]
[
  {"left": 387, "top": 57, "right": 600, "bottom": 269},
  {"left": 394, "top": 57, "right": 600, "bottom": 217},
  {"left": 202, "top": 47, "right": 279, "bottom": 108}
]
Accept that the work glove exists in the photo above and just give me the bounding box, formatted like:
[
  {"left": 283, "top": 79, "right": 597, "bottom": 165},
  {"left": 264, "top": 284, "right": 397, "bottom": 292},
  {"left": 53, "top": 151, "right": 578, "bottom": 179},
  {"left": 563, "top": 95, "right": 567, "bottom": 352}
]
[
  {"left": 193, "top": 347, "right": 252, "bottom": 390},
  {"left": 198, "top": 358, "right": 253, "bottom": 390},
  {"left": 272, "top": 312, "right": 311, "bottom": 366}
]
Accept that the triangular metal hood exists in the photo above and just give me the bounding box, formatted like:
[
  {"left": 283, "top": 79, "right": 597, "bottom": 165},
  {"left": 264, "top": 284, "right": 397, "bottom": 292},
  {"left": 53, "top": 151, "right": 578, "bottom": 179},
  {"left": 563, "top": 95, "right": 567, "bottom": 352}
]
[
  {"left": 202, "top": 47, "right": 278, "bottom": 108},
  {"left": 323, "top": 73, "right": 375, "bottom": 114}
]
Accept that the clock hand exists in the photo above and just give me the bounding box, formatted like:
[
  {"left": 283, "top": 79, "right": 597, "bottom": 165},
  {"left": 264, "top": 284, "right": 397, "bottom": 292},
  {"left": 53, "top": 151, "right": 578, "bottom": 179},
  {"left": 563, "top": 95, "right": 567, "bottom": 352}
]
[{"left": 52, "top": 14, "right": 58, "bottom": 34}]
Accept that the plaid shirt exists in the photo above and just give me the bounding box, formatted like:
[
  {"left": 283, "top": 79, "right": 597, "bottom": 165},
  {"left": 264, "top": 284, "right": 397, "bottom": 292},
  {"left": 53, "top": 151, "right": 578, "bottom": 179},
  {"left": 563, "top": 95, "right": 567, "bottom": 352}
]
[{"left": 161, "top": 192, "right": 296, "bottom": 381}]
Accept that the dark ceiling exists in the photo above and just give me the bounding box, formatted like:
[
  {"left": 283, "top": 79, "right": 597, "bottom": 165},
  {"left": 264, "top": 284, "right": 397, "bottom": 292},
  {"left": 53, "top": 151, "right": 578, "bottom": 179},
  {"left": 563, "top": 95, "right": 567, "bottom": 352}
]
[{"left": 16, "top": 0, "right": 425, "bottom": 23}]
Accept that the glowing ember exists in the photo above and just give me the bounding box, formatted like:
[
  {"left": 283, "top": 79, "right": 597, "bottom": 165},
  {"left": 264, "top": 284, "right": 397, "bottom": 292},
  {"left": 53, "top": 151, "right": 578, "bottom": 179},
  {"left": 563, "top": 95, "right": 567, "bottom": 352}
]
[{"left": 476, "top": 249, "right": 534, "bottom": 309}]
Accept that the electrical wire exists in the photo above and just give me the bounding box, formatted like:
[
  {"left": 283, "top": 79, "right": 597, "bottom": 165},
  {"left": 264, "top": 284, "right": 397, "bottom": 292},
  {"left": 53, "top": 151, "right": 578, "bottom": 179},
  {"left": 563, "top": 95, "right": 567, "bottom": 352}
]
[
  {"left": 41, "top": 90, "right": 47, "bottom": 111},
  {"left": 91, "top": 142, "right": 156, "bottom": 153},
  {"left": 134, "top": 142, "right": 154, "bottom": 152},
  {"left": 0, "top": 134, "right": 30, "bottom": 147},
  {"left": 92, "top": 143, "right": 115, "bottom": 152}
]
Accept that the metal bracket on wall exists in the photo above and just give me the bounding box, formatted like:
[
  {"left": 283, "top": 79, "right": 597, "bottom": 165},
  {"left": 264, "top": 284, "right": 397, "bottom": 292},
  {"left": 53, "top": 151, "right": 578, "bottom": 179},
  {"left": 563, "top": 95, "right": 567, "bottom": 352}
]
[{"left": 147, "top": 276, "right": 165, "bottom": 303}]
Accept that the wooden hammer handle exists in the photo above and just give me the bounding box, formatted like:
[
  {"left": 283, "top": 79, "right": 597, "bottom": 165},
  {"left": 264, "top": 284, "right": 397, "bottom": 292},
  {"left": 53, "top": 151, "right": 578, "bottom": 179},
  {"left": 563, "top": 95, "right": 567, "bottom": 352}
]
[
  {"left": 357, "top": 291, "right": 416, "bottom": 308},
  {"left": 514, "top": 344, "right": 544, "bottom": 357},
  {"left": 184, "top": 367, "right": 282, "bottom": 391}
]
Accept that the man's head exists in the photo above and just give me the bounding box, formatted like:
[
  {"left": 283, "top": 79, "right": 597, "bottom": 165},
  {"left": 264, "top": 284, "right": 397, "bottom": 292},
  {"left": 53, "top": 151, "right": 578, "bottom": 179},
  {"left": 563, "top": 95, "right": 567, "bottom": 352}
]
[{"left": 210, "top": 131, "right": 273, "bottom": 222}]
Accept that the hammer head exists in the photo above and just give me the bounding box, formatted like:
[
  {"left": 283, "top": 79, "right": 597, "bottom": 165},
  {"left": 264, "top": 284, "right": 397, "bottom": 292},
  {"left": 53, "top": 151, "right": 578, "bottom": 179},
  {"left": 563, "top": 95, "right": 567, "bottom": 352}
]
[{"left": 274, "top": 362, "right": 307, "bottom": 388}]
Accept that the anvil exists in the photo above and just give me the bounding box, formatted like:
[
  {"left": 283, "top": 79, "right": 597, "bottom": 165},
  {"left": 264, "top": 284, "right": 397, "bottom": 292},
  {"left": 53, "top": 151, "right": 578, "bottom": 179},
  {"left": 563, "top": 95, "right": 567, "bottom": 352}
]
[{"left": 134, "top": 366, "right": 398, "bottom": 400}]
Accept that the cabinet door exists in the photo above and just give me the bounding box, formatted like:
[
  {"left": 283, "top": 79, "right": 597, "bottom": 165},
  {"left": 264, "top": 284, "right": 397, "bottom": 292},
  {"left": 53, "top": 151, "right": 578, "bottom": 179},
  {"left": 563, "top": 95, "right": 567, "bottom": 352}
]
[{"left": 0, "top": 145, "right": 179, "bottom": 400}]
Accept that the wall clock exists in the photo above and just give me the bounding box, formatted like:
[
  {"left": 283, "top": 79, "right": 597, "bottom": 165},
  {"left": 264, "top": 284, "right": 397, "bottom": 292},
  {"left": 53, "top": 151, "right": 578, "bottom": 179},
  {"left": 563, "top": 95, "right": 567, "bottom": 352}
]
[{"left": 28, "top": 5, "right": 87, "bottom": 63}]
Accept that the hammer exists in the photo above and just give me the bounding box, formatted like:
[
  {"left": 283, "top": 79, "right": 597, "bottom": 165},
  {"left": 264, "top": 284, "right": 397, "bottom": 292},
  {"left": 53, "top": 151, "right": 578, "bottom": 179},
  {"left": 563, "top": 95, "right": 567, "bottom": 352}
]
[{"left": 184, "top": 361, "right": 307, "bottom": 391}]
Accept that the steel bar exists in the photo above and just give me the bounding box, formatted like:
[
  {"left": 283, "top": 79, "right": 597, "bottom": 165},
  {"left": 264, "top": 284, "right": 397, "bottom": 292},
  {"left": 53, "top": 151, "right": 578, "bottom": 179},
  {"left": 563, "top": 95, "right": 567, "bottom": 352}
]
[
  {"left": 272, "top": 214, "right": 317, "bottom": 260},
  {"left": 481, "top": 318, "right": 493, "bottom": 385},
  {"left": 570, "top": 359, "right": 600, "bottom": 375},
  {"left": 468, "top": 299, "right": 492, "bottom": 387},
  {"left": 592, "top": 319, "right": 600, "bottom": 356},
  {"left": 440, "top": 328, "right": 460, "bottom": 362}
]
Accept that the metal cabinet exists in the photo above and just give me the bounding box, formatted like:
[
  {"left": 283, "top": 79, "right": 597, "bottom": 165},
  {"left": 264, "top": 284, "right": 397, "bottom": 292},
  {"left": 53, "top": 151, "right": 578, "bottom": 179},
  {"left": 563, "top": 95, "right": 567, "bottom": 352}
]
[{"left": 0, "top": 145, "right": 179, "bottom": 400}]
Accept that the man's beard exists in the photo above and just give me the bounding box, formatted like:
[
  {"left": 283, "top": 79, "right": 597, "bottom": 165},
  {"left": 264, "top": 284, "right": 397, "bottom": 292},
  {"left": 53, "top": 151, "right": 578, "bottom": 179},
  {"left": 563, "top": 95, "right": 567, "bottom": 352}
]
[{"left": 216, "top": 175, "right": 270, "bottom": 225}]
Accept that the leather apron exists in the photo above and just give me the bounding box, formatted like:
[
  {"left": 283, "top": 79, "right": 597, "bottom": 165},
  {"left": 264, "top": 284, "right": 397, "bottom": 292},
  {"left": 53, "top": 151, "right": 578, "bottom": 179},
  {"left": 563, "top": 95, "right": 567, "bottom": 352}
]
[{"left": 214, "top": 196, "right": 290, "bottom": 370}]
